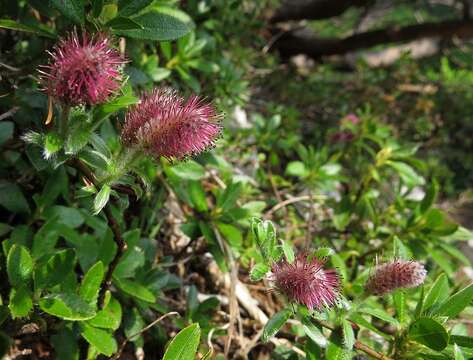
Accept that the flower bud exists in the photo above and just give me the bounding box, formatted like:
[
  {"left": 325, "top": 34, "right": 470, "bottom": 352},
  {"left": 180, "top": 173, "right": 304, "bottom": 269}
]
[
  {"left": 365, "top": 260, "right": 427, "bottom": 296},
  {"left": 271, "top": 253, "right": 340, "bottom": 311},
  {"left": 121, "top": 88, "right": 222, "bottom": 160},
  {"left": 39, "top": 31, "right": 125, "bottom": 106}
]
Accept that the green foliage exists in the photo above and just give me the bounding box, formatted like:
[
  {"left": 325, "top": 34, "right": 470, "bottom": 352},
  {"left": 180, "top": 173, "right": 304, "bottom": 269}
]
[{"left": 0, "top": 0, "right": 472, "bottom": 358}]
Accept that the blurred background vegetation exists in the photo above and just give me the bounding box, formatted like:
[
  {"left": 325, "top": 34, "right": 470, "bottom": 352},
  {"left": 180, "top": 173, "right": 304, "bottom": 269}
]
[{"left": 0, "top": 0, "right": 472, "bottom": 359}]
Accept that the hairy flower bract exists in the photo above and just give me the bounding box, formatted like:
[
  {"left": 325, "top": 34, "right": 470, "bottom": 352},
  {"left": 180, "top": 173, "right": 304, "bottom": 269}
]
[
  {"left": 121, "top": 88, "right": 222, "bottom": 160},
  {"left": 365, "top": 260, "right": 427, "bottom": 295},
  {"left": 39, "top": 31, "right": 125, "bottom": 106},
  {"left": 271, "top": 253, "right": 340, "bottom": 311}
]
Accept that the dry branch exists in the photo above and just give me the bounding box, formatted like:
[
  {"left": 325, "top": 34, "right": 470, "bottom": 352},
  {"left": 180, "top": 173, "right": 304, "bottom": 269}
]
[{"left": 276, "top": 19, "right": 473, "bottom": 59}]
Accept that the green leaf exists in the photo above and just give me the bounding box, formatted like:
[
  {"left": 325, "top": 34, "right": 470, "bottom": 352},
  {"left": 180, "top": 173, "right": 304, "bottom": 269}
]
[
  {"left": 51, "top": 327, "right": 80, "bottom": 360},
  {"left": 393, "top": 290, "right": 407, "bottom": 325},
  {"left": 80, "top": 324, "right": 117, "bottom": 356},
  {"left": 408, "top": 317, "right": 449, "bottom": 351},
  {"left": 114, "top": 277, "right": 155, "bottom": 303},
  {"left": 0, "top": 121, "right": 14, "bottom": 146},
  {"left": 93, "top": 185, "right": 111, "bottom": 215},
  {"left": 342, "top": 320, "right": 355, "bottom": 350},
  {"left": 386, "top": 160, "right": 425, "bottom": 188},
  {"left": 199, "top": 221, "right": 227, "bottom": 272},
  {"left": 40, "top": 293, "right": 96, "bottom": 320},
  {"left": 423, "top": 274, "right": 449, "bottom": 313},
  {"left": 188, "top": 181, "right": 208, "bottom": 212},
  {"left": 262, "top": 308, "right": 292, "bottom": 342},
  {"left": 436, "top": 283, "right": 473, "bottom": 319},
  {"left": 114, "top": 246, "right": 145, "bottom": 279},
  {"left": 326, "top": 341, "right": 352, "bottom": 360},
  {"left": 7, "top": 245, "right": 33, "bottom": 286},
  {"left": 43, "top": 206, "right": 84, "bottom": 228},
  {"left": 93, "top": 95, "right": 139, "bottom": 121},
  {"left": 117, "top": 0, "right": 153, "bottom": 16},
  {"left": 251, "top": 218, "right": 280, "bottom": 263},
  {"left": 302, "top": 317, "right": 328, "bottom": 348},
  {"left": 163, "top": 323, "right": 201, "bottom": 360},
  {"left": 286, "top": 161, "right": 308, "bottom": 177},
  {"left": 358, "top": 308, "right": 399, "bottom": 327},
  {"left": 80, "top": 261, "right": 104, "bottom": 305},
  {"left": 34, "top": 249, "right": 76, "bottom": 290},
  {"left": 249, "top": 263, "right": 270, "bottom": 281},
  {"left": 0, "top": 182, "right": 30, "bottom": 214},
  {"left": 50, "top": 0, "right": 84, "bottom": 24},
  {"left": 454, "top": 344, "right": 466, "bottom": 360},
  {"left": 282, "top": 240, "right": 295, "bottom": 263},
  {"left": 0, "top": 19, "right": 56, "bottom": 38},
  {"left": 217, "top": 182, "right": 242, "bottom": 212},
  {"left": 216, "top": 222, "right": 242, "bottom": 249},
  {"left": 87, "top": 297, "right": 122, "bottom": 330},
  {"left": 113, "top": 8, "right": 193, "bottom": 41},
  {"left": 9, "top": 286, "right": 33, "bottom": 318},
  {"left": 420, "top": 179, "right": 438, "bottom": 213},
  {"left": 450, "top": 335, "right": 473, "bottom": 348},
  {"left": 107, "top": 16, "right": 143, "bottom": 30},
  {"left": 167, "top": 160, "right": 205, "bottom": 180}
]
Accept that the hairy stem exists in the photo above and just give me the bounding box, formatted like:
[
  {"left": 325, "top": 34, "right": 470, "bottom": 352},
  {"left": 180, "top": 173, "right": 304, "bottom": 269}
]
[
  {"left": 67, "top": 158, "right": 128, "bottom": 308},
  {"left": 313, "top": 319, "right": 393, "bottom": 360},
  {"left": 59, "top": 105, "right": 70, "bottom": 139}
]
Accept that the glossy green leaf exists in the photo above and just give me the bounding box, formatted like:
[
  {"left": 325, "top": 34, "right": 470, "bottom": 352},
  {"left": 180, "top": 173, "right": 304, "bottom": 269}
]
[
  {"left": 262, "top": 308, "right": 292, "bottom": 342},
  {"left": 93, "top": 185, "right": 111, "bottom": 215},
  {"left": 34, "top": 249, "right": 76, "bottom": 290},
  {"left": 79, "top": 261, "right": 104, "bottom": 305},
  {"left": 358, "top": 308, "right": 399, "bottom": 327},
  {"left": 107, "top": 16, "right": 143, "bottom": 30},
  {"left": 163, "top": 323, "right": 201, "bottom": 360},
  {"left": 113, "top": 9, "right": 193, "bottom": 41},
  {"left": 302, "top": 317, "right": 328, "bottom": 348},
  {"left": 39, "top": 293, "right": 96, "bottom": 321},
  {"left": 7, "top": 245, "right": 33, "bottom": 287},
  {"left": 87, "top": 297, "right": 122, "bottom": 330},
  {"left": 423, "top": 273, "right": 449, "bottom": 313},
  {"left": 0, "top": 19, "right": 56, "bottom": 38},
  {"left": 436, "top": 283, "right": 473, "bottom": 319},
  {"left": 114, "top": 277, "right": 155, "bottom": 303},
  {"left": 80, "top": 324, "right": 117, "bottom": 356},
  {"left": 342, "top": 319, "right": 355, "bottom": 350},
  {"left": 93, "top": 95, "right": 139, "bottom": 121},
  {"left": 50, "top": 0, "right": 84, "bottom": 24},
  {"left": 408, "top": 317, "right": 448, "bottom": 351},
  {"left": 117, "top": 0, "right": 153, "bottom": 16},
  {"left": 249, "top": 263, "right": 270, "bottom": 281},
  {"left": 8, "top": 286, "right": 33, "bottom": 318}
]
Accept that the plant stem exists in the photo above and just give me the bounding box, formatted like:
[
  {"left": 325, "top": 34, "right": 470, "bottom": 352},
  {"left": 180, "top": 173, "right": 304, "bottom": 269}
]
[
  {"left": 312, "top": 319, "right": 393, "bottom": 360},
  {"left": 59, "top": 105, "right": 70, "bottom": 139},
  {"left": 67, "top": 158, "right": 128, "bottom": 308}
]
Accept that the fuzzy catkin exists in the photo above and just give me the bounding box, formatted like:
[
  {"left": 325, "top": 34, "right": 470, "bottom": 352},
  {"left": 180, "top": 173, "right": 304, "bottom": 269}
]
[
  {"left": 121, "top": 88, "right": 222, "bottom": 160},
  {"left": 365, "top": 260, "right": 427, "bottom": 295},
  {"left": 271, "top": 253, "right": 340, "bottom": 311},
  {"left": 39, "top": 31, "right": 125, "bottom": 106}
]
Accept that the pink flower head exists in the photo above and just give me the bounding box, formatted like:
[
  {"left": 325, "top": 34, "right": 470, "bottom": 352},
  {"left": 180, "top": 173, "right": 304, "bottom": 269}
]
[
  {"left": 343, "top": 114, "right": 360, "bottom": 125},
  {"left": 121, "top": 88, "right": 222, "bottom": 160},
  {"left": 39, "top": 31, "right": 125, "bottom": 106},
  {"left": 365, "top": 260, "right": 427, "bottom": 296},
  {"left": 271, "top": 253, "right": 340, "bottom": 311}
]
